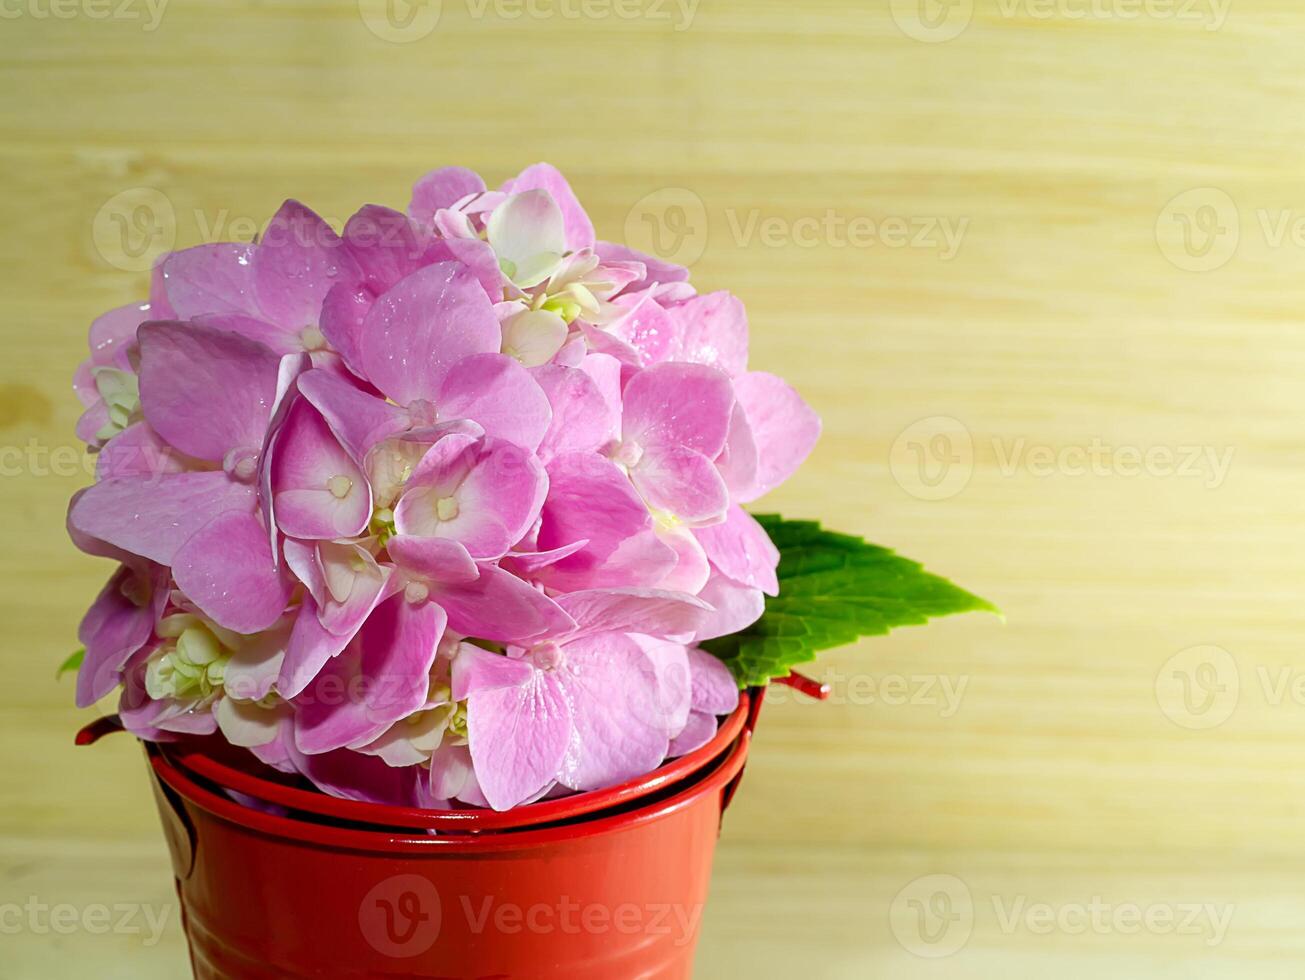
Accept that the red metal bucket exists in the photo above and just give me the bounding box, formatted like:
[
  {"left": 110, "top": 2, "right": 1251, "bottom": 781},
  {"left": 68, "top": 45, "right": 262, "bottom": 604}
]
[{"left": 84, "top": 692, "right": 759, "bottom": 979}]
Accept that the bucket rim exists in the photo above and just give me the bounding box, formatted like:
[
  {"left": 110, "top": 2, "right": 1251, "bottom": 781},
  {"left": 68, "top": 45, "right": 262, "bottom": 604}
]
[
  {"left": 157, "top": 692, "right": 752, "bottom": 832},
  {"left": 148, "top": 724, "right": 753, "bottom": 853}
]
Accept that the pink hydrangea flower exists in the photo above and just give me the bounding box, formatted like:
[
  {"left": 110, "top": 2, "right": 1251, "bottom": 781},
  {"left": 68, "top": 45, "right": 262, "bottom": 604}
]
[{"left": 67, "top": 162, "right": 820, "bottom": 811}]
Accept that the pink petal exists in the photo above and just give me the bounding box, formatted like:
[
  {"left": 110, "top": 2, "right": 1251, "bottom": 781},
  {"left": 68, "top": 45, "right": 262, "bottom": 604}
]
[
  {"left": 595, "top": 240, "right": 689, "bottom": 293},
  {"left": 733, "top": 371, "right": 821, "bottom": 502},
  {"left": 87, "top": 301, "right": 147, "bottom": 371},
  {"left": 634, "top": 636, "right": 692, "bottom": 737},
  {"left": 666, "top": 291, "right": 749, "bottom": 377},
  {"left": 96, "top": 423, "right": 189, "bottom": 480},
  {"left": 279, "top": 593, "right": 360, "bottom": 699},
  {"left": 532, "top": 362, "right": 619, "bottom": 461},
  {"left": 172, "top": 511, "right": 293, "bottom": 634},
  {"left": 621, "top": 361, "right": 734, "bottom": 458},
  {"left": 451, "top": 644, "right": 535, "bottom": 699},
  {"left": 408, "top": 166, "right": 487, "bottom": 226},
  {"left": 294, "top": 594, "right": 446, "bottom": 754},
  {"left": 192, "top": 313, "right": 302, "bottom": 355},
  {"left": 554, "top": 633, "right": 668, "bottom": 791},
  {"left": 296, "top": 367, "right": 409, "bottom": 462},
  {"left": 438, "top": 353, "right": 552, "bottom": 452},
  {"left": 501, "top": 163, "right": 595, "bottom": 252},
  {"left": 341, "top": 204, "right": 432, "bottom": 293},
  {"left": 254, "top": 200, "right": 361, "bottom": 330},
  {"left": 385, "top": 535, "right": 479, "bottom": 585},
  {"left": 359, "top": 262, "right": 500, "bottom": 406},
  {"left": 69, "top": 471, "right": 255, "bottom": 565},
  {"left": 606, "top": 292, "right": 677, "bottom": 367},
  {"left": 694, "top": 506, "right": 780, "bottom": 596},
  {"left": 465, "top": 661, "right": 572, "bottom": 810},
  {"left": 76, "top": 562, "right": 168, "bottom": 708},
  {"left": 137, "top": 321, "right": 281, "bottom": 463},
  {"left": 287, "top": 742, "right": 421, "bottom": 807},
  {"left": 557, "top": 588, "right": 711, "bottom": 641},
  {"left": 271, "top": 400, "right": 372, "bottom": 540},
  {"left": 693, "top": 571, "right": 765, "bottom": 642},
  {"left": 317, "top": 281, "right": 372, "bottom": 373},
  {"left": 667, "top": 710, "right": 717, "bottom": 757},
  {"left": 686, "top": 645, "right": 740, "bottom": 714},
  {"left": 715, "top": 401, "right": 760, "bottom": 498},
  {"left": 535, "top": 453, "right": 676, "bottom": 591},
  {"left": 160, "top": 243, "right": 260, "bottom": 319},
  {"left": 656, "top": 523, "right": 712, "bottom": 595}
]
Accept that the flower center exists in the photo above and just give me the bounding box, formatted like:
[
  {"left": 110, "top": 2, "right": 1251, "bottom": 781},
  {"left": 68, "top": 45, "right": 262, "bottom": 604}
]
[
  {"left": 435, "top": 496, "right": 460, "bottom": 521},
  {"left": 223, "top": 447, "right": 260, "bottom": 483},
  {"left": 327, "top": 474, "right": 353, "bottom": 499},
  {"left": 145, "top": 624, "right": 230, "bottom": 702},
  {"left": 609, "top": 439, "right": 644, "bottom": 469},
  {"left": 531, "top": 642, "right": 564, "bottom": 671},
  {"left": 404, "top": 581, "right": 430, "bottom": 605},
  {"left": 300, "top": 325, "right": 328, "bottom": 351}
]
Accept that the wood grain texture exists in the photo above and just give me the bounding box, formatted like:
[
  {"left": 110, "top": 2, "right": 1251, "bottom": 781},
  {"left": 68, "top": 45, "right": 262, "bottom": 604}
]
[{"left": 2, "top": 1, "right": 1303, "bottom": 976}]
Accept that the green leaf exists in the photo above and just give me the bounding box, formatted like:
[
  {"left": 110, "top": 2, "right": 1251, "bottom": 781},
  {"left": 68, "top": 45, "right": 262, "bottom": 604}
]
[
  {"left": 57, "top": 648, "right": 85, "bottom": 679},
  {"left": 701, "top": 515, "right": 999, "bottom": 687}
]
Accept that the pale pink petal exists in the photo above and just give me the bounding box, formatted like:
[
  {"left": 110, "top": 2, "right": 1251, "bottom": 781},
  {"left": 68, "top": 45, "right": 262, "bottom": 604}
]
[
  {"left": 137, "top": 321, "right": 281, "bottom": 463},
  {"left": 317, "top": 281, "right": 372, "bottom": 372},
  {"left": 631, "top": 445, "right": 730, "bottom": 525},
  {"left": 216, "top": 698, "right": 290, "bottom": 749},
  {"left": 69, "top": 472, "right": 255, "bottom": 565},
  {"left": 465, "top": 661, "right": 571, "bottom": 811},
  {"left": 656, "top": 523, "right": 712, "bottom": 595},
  {"left": 486, "top": 190, "right": 567, "bottom": 287},
  {"left": 425, "top": 742, "right": 474, "bottom": 803},
  {"left": 501, "top": 308, "right": 568, "bottom": 367},
  {"left": 87, "top": 302, "right": 147, "bottom": 371},
  {"left": 715, "top": 401, "right": 760, "bottom": 498},
  {"left": 385, "top": 535, "right": 479, "bottom": 585},
  {"left": 666, "top": 291, "right": 749, "bottom": 377},
  {"left": 693, "top": 571, "right": 765, "bottom": 642},
  {"left": 223, "top": 618, "right": 294, "bottom": 702},
  {"left": 606, "top": 292, "right": 677, "bottom": 367},
  {"left": 667, "top": 711, "right": 717, "bottom": 757},
  {"left": 556, "top": 588, "right": 711, "bottom": 641},
  {"left": 296, "top": 367, "right": 409, "bottom": 462},
  {"left": 452, "top": 644, "right": 535, "bottom": 699},
  {"left": 499, "top": 539, "right": 589, "bottom": 576},
  {"left": 254, "top": 200, "right": 361, "bottom": 330},
  {"left": 294, "top": 594, "right": 446, "bottom": 754},
  {"left": 172, "top": 511, "right": 293, "bottom": 634},
  {"left": 160, "top": 243, "right": 260, "bottom": 319},
  {"left": 271, "top": 400, "right": 372, "bottom": 540},
  {"left": 438, "top": 353, "right": 552, "bottom": 451},
  {"left": 554, "top": 633, "right": 668, "bottom": 791},
  {"left": 594, "top": 240, "right": 689, "bottom": 293},
  {"left": 502, "top": 163, "right": 596, "bottom": 252},
  {"left": 633, "top": 636, "right": 692, "bottom": 738},
  {"left": 408, "top": 166, "right": 487, "bottom": 226},
  {"left": 359, "top": 262, "right": 500, "bottom": 405},
  {"left": 621, "top": 361, "right": 734, "bottom": 458},
  {"left": 733, "top": 371, "right": 821, "bottom": 502},
  {"left": 686, "top": 645, "right": 740, "bottom": 714},
  {"left": 279, "top": 593, "right": 358, "bottom": 698},
  {"left": 694, "top": 506, "right": 780, "bottom": 596},
  {"left": 76, "top": 561, "right": 168, "bottom": 708}
]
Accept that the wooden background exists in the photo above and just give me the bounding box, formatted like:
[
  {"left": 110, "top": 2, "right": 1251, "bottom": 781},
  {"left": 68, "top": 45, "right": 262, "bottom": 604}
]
[{"left": 4, "top": 0, "right": 1305, "bottom": 976}]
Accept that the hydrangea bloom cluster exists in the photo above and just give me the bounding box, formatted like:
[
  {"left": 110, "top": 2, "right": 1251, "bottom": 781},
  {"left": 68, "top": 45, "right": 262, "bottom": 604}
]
[{"left": 68, "top": 163, "right": 820, "bottom": 811}]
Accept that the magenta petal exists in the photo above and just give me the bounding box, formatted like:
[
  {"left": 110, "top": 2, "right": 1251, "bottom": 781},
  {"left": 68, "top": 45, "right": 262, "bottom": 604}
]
[
  {"left": 271, "top": 400, "right": 372, "bottom": 540},
  {"left": 279, "top": 594, "right": 357, "bottom": 699},
  {"left": 607, "top": 293, "right": 678, "bottom": 367},
  {"left": 296, "top": 368, "right": 409, "bottom": 462},
  {"left": 287, "top": 743, "right": 421, "bottom": 807},
  {"left": 466, "top": 663, "right": 572, "bottom": 811},
  {"left": 452, "top": 644, "right": 535, "bottom": 699},
  {"left": 501, "top": 163, "right": 595, "bottom": 252},
  {"left": 69, "top": 471, "right": 255, "bottom": 565},
  {"left": 87, "top": 301, "right": 148, "bottom": 371},
  {"left": 694, "top": 506, "right": 780, "bottom": 596},
  {"left": 254, "top": 200, "right": 361, "bottom": 330},
  {"left": 686, "top": 645, "right": 740, "bottom": 714},
  {"left": 535, "top": 453, "right": 676, "bottom": 591},
  {"left": 172, "top": 511, "right": 293, "bottom": 634},
  {"left": 294, "top": 594, "right": 446, "bottom": 754},
  {"left": 438, "top": 353, "right": 552, "bottom": 452},
  {"left": 554, "top": 633, "right": 668, "bottom": 792},
  {"left": 733, "top": 371, "right": 821, "bottom": 502},
  {"left": 193, "top": 313, "right": 302, "bottom": 355},
  {"left": 76, "top": 562, "right": 168, "bottom": 708},
  {"left": 557, "top": 588, "right": 711, "bottom": 641},
  {"left": 409, "top": 166, "right": 487, "bottom": 226},
  {"left": 161, "top": 243, "right": 261, "bottom": 319},
  {"left": 595, "top": 241, "right": 690, "bottom": 292},
  {"left": 359, "top": 262, "right": 500, "bottom": 406},
  {"left": 667, "top": 291, "right": 749, "bottom": 377},
  {"left": 137, "top": 321, "right": 281, "bottom": 463},
  {"left": 318, "top": 281, "right": 372, "bottom": 373},
  {"left": 532, "top": 362, "right": 619, "bottom": 461},
  {"left": 386, "top": 534, "right": 480, "bottom": 585}
]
